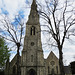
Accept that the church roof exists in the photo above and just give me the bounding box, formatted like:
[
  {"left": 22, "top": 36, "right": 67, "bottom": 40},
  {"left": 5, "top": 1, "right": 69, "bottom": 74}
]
[{"left": 47, "top": 51, "right": 58, "bottom": 60}]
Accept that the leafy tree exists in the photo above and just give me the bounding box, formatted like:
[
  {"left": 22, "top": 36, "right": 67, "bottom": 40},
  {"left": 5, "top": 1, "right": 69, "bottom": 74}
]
[{"left": 0, "top": 38, "right": 10, "bottom": 68}]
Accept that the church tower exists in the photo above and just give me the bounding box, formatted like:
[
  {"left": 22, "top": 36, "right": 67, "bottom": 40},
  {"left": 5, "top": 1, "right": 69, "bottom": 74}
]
[{"left": 21, "top": 0, "right": 45, "bottom": 75}]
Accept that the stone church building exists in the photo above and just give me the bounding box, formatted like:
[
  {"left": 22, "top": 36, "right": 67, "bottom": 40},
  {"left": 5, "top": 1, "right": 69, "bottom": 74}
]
[{"left": 5, "top": 0, "right": 71, "bottom": 75}]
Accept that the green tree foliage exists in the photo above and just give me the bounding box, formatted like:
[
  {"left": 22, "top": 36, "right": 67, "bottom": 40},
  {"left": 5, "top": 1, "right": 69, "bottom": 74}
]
[
  {"left": 0, "top": 38, "right": 10, "bottom": 66},
  {"left": 70, "top": 61, "right": 75, "bottom": 74}
]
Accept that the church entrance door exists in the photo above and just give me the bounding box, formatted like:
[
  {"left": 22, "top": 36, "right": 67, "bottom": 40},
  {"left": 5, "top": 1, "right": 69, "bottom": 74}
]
[{"left": 28, "top": 69, "right": 36, "bottom": 75}]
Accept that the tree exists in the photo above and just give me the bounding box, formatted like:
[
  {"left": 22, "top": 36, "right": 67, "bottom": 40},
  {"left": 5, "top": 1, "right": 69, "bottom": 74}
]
[
  {"left": 0, "top": 38, "right": 10, "bottom": 69},
  {"left": 70, "top": 61, "right": 75, "bottom": 74},
  {"left": 0, "top": 14, "right": 25, "bottom": 75},
  {"left": 37, "top": 0, "right": 75, "bottom": 75}
]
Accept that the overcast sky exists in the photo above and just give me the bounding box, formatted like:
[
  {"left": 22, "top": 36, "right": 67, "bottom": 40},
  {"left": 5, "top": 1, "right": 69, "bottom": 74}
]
[{"left": 0, "top": 0, "right": 75, "bottom": 66}]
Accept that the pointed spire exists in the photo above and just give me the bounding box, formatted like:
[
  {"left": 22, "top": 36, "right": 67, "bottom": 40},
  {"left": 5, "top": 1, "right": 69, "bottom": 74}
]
[
  {"left": 31, "top": 0, "right": 37, "bottom": 11},
  {"left": 33, "top": 0, "right": 36, "bottom": 3},
  {"left": 26, "top": 0, "right": 39, "bottom": 25}
]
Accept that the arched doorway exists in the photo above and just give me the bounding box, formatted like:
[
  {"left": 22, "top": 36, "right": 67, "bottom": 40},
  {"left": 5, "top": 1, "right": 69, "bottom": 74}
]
[{"left": 28, "top": 69, "right": 36, "bottom": 75}]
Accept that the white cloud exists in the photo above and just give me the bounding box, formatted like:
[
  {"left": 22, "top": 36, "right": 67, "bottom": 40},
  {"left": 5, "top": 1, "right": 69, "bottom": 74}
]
[{"left": 0, "top": 0, "right": 29, "bottom": 19}]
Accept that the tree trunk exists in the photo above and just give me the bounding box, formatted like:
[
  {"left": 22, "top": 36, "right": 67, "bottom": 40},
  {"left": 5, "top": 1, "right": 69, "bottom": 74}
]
[
  {"left": 58, "top": 46, "right": 65, "bottom": 75},
  {"left": 17, "top": 43, "right": 20, "bottom": 75}
]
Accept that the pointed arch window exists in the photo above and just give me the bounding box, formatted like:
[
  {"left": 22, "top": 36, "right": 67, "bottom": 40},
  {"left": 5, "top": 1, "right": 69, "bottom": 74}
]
[
  {"left": 31, "top": 26, "right": 35, "bottom": 35},
  {"left": 13, "top": 65, "right": 16, "bottom": 75},
  {"left": 31, "top": 55, "right": 33, "bottom": 62},
  {"left": 48, "top": 66, "right": 50, "bottom": 74},
  {"left": 56, "top": 66, "right": 58, "bottom": 74},
  {"left": 51, "top": 68, "right": 55, "bottom": 75}
]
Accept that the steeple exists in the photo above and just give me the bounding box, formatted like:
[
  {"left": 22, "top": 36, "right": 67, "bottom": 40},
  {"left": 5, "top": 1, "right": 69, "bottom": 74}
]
[
  {"left": 21, "top": 0, "right": 45, "bottom": 75},
  {"left": 26, "top": 0, "right": 39, "bottom": 25},
  {"left": 31, "top": 0, "right": 37, "bottom": 10}
]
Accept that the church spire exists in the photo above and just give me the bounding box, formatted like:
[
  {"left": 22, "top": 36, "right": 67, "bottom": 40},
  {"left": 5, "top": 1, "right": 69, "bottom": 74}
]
[
  {"left": 32, "top": 0, "right": 36, "bottom": 5},
  {"left": 26, "top": 0, "right": 39, "bottom": 25},
  {"left": 31, "top": 0, "right": 37, "bottom": 10}
]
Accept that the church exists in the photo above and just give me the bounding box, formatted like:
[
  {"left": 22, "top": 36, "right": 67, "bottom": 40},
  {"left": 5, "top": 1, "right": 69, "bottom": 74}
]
[{"left": 5, "top": 0, "right": 72, "bottom": 75}]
